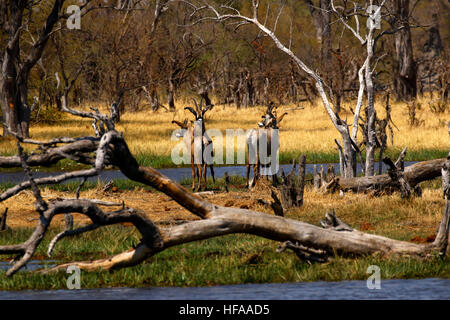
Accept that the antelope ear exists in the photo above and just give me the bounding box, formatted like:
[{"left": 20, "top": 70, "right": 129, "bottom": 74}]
[
  {"left": 277, "top": 112, "right": 288, "bottom": 125},
  {"left": 172, "top": 120, "right": 186, "bottom": 128}
]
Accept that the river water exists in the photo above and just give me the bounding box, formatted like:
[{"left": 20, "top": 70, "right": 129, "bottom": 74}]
[
  {"left": 0, "top": 278, "right": 448, "bottom": 300},
  {"left": 0, "top": 162, "right": 417, "bottom": 184}
]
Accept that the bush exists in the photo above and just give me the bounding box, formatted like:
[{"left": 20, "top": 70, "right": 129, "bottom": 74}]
[{"left": 31, "top": 104, "right": 64, "bottom": 124}]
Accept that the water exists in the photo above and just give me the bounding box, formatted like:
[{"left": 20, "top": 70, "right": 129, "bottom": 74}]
[
  {"left": 0, "top": 278, "right": 448, "bottom": 300},
  {"left": 0, "top": 161, "right": 417, "bottom": 184},
  {"left": 0, "top": 260, "right": 57, "bottom": 272}
]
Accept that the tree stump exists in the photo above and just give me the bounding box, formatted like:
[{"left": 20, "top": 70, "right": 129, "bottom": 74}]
[
  {"left": 278, "top": 155, "right": 307, "bottom": 210},
  {"left": 0, "top": 208, "right": 7, "bottom": 231}
]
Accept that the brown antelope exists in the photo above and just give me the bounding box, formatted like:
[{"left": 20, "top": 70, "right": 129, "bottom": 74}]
[
  {"left": 172, "top": 99, "right": 215, "bottom": 191},
  {"left": 246, "top": 102, "right": 287, "bottom": 188}
]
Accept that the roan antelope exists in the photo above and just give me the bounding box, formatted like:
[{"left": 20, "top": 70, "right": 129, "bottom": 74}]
[
  {"left": 246, "top": 102, "right": 288, "bottom": 188},
  {"left": 172, "top": 99, "right": 215, "bottom": 191}
]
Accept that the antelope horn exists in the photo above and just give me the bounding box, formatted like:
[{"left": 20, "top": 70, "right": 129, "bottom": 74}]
[
  {"left": 201, "top": 104, "right": 213, "bottom": 117},
  {"left": 172, "top": 120, "right": 186, "bottom": 128},
  {"left": 266, "top": 101, "right": 275, "bottom": 115},
  {"left": 277, "top": 112, "right": 288, "bottom": 124},
  {"left": 185, "top": 106, "right": 198, "bottom": 118},
  {"left": 192, "top": 99, "right": 200, "bottom": 114}
]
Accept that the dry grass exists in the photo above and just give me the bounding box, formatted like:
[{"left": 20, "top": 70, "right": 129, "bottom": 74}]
[
  {"left": 4, "top": 183, "right": 444, "bottom": 243},
  {"left": 0, "top": 96, "right": 448, "bottom": 164},
  {"left": 292, "top": 186, "right": 444, "bottom": 240}
]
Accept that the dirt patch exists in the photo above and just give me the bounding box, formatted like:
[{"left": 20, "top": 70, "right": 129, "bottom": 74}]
[
  {"left": 409, "top": 234, "right": 436, "bottom": 243},
  {"left": 1, "top": 188, "right": 273, "bottom": 228},
  {"left": 360, "top": 222, "right": 375, "bottom": 231}
]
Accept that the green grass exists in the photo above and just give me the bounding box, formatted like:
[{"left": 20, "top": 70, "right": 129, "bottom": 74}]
[
  {"left": 0, "top": 227, "right": 448, "bottom": 290},
  {"left": 130, "top": 148, "right": 450, "bottom": 168}
]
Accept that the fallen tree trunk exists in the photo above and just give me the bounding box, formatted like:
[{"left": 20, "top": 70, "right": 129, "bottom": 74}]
[
  {"left": 0, "top": 138, "right": 99, "bottom": 168},
  {"left": 42, "top": 204, "right": 430, "bottom": 274},
  {"left": 338, "top": 158, "right": 446, "bottom": 193}
]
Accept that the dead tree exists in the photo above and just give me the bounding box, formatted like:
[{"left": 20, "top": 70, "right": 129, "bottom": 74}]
[
  {"left": 304, "top": 0, "right": 332, "bottom": 67},
  {"left": 0, "top": 1, "right": 67, "bottom": 138},
  {"left": 278, "top": 155, "right": 307, "bottom": 210},
  {"left": 417, "top": 12, "right": 448, "bottom": 101},
  {"left": 331, "top": 1, "right": 388, "bottom": 177},
  {"left": 142, "top": 85, "right": 166, "bottom": 111},
  {"left": 376, "top": 93, "right": 397, "bottom": 174},
  {"left": 0, "top": 102, "right": 448, "bottom": 277},
  {"left": 0, "top": 137, "right": 99, "bottom": 168},
  {"left": 0, "top": 208, "right": 7, "bottom": 231},
  {"left": 338, "top": 157, "right": 446, "bottom": 194},
  {"left": 304, "top": 0, "right": 334, "bottom": 109},
  {"left": 358, "top": 92, "right": 398, "bottom": 175},
  {"left": 297, "top": 155, "right": 307, "bottom": 207},
  {"left": 383, "top": 156, "right": 411, "bottom": 198},
  {"left": 388, "top": 0, "right": 418, "bottom": 101}
]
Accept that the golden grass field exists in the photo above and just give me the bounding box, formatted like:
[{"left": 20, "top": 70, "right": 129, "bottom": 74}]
[{"left": 0, "top": 96, "right": 448, "bottom": 164}]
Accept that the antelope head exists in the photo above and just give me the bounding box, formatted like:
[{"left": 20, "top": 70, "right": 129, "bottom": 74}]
[
  {"left": 258, "top": 102, "right": 287, "bottom": 129},
  {"left": 184, "top": 98, "right": 213, "bottom": 122}
]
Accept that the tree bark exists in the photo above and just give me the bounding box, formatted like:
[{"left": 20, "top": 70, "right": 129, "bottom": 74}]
[
  {"left": 0, "top": 208, "right": 7, "bottom": 231},
  {"left": 304, "top": 0, "right": 332, "bottom": 66},
  {"left": 0, "top": 0, "right": 66, "bottom": 138},
  {"left": 297, "top": 155, "right": 306, "bottom": 207},
  {"left": 0, "top": 1, "right": 26, "bottom": 137},
  {"left": 392, "top": 0, "right": 417, "bottom": 101},
  {"left": 0, "top": 138, "right": 99, "bottom": 168},
  {"left": 339, "top": 158, "right": 446, "bottom": 192},
  {"left": 167, "top": 78, "right": 176, "bottom": 111}
]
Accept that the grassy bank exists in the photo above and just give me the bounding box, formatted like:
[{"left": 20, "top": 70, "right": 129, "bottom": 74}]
[
  {"left": 1, "top": 97, "right": 448, "bottom": 169},
  {"left": 0, "top": 228, "right": 448, "bottom": 290}
]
